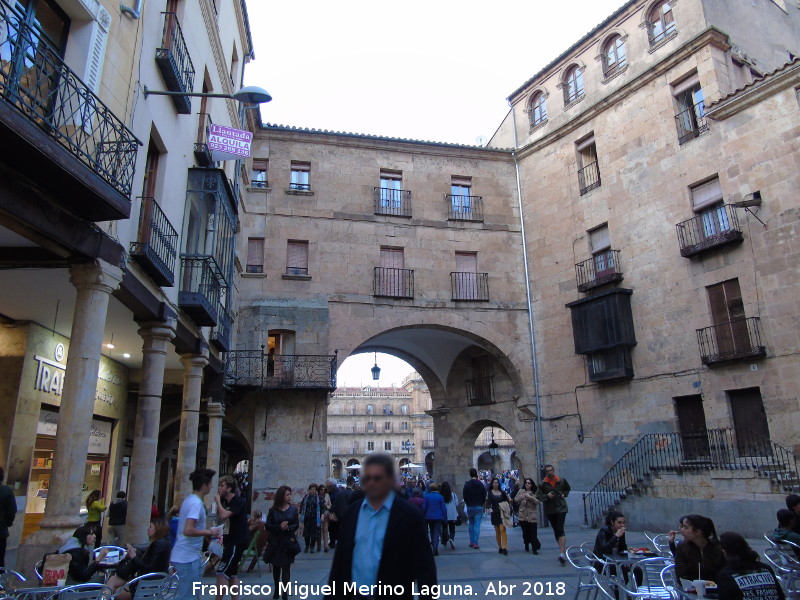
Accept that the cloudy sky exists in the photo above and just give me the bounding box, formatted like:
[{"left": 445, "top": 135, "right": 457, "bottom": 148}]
[{"left": 244, "top": 0, "right": 626, "bottom": 146}]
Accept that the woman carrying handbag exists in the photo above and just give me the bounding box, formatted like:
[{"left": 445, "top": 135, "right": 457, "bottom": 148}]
[
  {"left": 514, "top": 478, "right": 541, "bottom": 554},
  {"left": 265, "top": 486, "right": 300, "bottom": 600},
  {"left": 486, "top": 477, "right": 511, "bottom": 555}
]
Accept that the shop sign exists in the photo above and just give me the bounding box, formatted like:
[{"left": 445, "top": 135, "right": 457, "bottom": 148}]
[
  {"left": 32, "top": 342, "right": 121, "bottom": 408},
  {"left": 208, "top": 124, "right": 252, "bottom": 161},
  {"left": 37, "top": 412, "right": 112, "bottom": 456}
]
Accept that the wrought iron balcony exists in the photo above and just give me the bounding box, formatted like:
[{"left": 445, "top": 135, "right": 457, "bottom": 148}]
[
  {"left": 467, "top": 376, "right": 494, "bottom": 406},
  {"left": 451, "top": 272, "right": 489, "bottom": 301},
  {"left": 178, "top": 254, "right": 224, "bottom": 326},
  {"left": 575, "top": 250, "right": 623, "bottom": 292},
  {"left": 129, "top": 197, "right": 178, "bottom": 287},
  {"left": 421, "top": 440, "right": 435, "bottom": 449},
  {"left": 0, "top": 0, "right": 140, "bottom": 219},
  {"left": 288, "top": 182, "right": 311, "bottom": 192},
  {"left": 374, "top": 187, "right": 412, "bottom": 218},
  {"left": 155, "top": 12, "right": 195, "bottom": 114},
  {"left": 578, "top": 161, "right": 601, "bottom": 195},
  {"left": 697, "top": 317, "right": 766, "bottom": 366},
  {"left": 210, "top": 304, "right": 232, "bottom": 352},
  {"left": 224, "top": 349, "right": 338, "bottom": 390},
  {"left": 676, "top": 205, "right": 743, "bottom": 257},
  {"left": 446, "top": 194, "right": 484, "bottom": 222},
  {"left": 676, "top": 101, "right": 709, "bottom": 144},
  {"left": 193, "top": 112, "right": 214, "bottom": 166},
  {"left": 373, "top": 267, "right": 414, "bottom": 299}
]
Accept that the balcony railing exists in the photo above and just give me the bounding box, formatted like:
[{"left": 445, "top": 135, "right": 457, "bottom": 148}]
[
  {"left": 374, "top": 187, "right": 412, "bottom": 218},
  {"left": 224, "top": 349, "right": 338, "bottom": 390},
  {"left": 676, "top": 101, "right": 708, "bottom": 144},
  {"left": 578, "top": 161, "right": 601, "bottom": 195},
  {"left": 451, "top": 272, "right": 489, "bottom": 301},
  {"left": 193, "top": 112, "right": 214, "bottom": 166},
  {"left": 697, "top": 317, "right": 766, "bottom": 366},
  {"left": 0, "top": 0, "right": 140, "bottom": 216},
  {"left": 178, "top": 254, "right": 224, "bottom": 326},
  {"left": 421, "top": 440, "right": 435, "bottom": 449},
  {"left": 129, "top": 197, "right": 178, "bottom": 287},
  {"left": 289, "top": 182, "right": 310, "bottom": 192},
  {"left": 210, "top": 304, "right": 232, "bottom": 352},
  {"left": 447, "top": 195, "right": 484, "bottom": 222},
  {"left": 676, "top": 204, "right": 743, "bottom": 257},
  {"left": 467, "top": 376, "right": 494, "bottom": 406},
  {"left": 575, "top": 250, "right": 623, "bottom": 292},
  {"left": 155, "top": 12, "right": 195, "bottom": 114},
  {"left": 373, "top": 267, "right": 414, "bottom": 299}
]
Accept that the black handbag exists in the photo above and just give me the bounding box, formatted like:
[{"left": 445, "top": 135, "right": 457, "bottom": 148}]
[{"left": 286, "top": 535, "right": 302, "bottom": 557}]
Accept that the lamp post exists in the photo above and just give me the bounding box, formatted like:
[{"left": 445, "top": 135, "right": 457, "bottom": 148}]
[
  {"left": 371, "top": 353, "right": 381, "bottom": 381},
  {"left": 143, "top": 85, "right": 273, "bottom": 105}
]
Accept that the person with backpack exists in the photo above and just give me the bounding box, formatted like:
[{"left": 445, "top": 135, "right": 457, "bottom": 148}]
[
  {"left": 440, "top": 481, "right": 459, "bottom": 551},
  {"left": 107, "top": 491, "right": 127, "bottom": 544}
]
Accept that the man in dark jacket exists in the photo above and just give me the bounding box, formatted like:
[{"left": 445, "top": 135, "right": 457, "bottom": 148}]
[
  {"left": 327, "top": 454, "right": 436, "bottom": 599},
  {"left": 333, "top": 477, "right": 355, "bottom": 522},
  {"left": 0, "top": 468, "right": 16, "bottom": 567},
  {"left": 107, "top": 491, "right": 128, "bottom": 544},
  {"left": 462, "top": 468, "right": 487, "bottom": 549}
]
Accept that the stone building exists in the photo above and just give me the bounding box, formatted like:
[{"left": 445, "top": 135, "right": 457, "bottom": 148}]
[
  {"left": 0, "top": 0, "right": 256, "bottom": 569},
  {"left": 327, "top": 372, "right": 434, "bottom": 478},
  {"left": 230, "top": 0, "right": 800, "bottom": 535}
]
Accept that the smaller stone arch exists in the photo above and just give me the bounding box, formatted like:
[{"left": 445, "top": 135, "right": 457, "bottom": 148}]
[
  {"left": 477, "top": 451, "right": 493, "bottom": 472},
  {"left": 424, "top": 452, "right": 434, "bottom": 476},
  {"left": 331, "top": 458, "right": 343, "bottom": 480}
]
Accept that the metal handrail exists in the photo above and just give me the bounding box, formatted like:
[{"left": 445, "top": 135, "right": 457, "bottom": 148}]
[
  {"left": 374, "top": 187, "right": 412, "bottom": 217},
  {"left": 130, "top": 197, "right": 178, "bottom": 284},
  {"left": 446, "top": 194, "right": 484, "bottom": 221},
  {"left": 450, "top": 272, "right": 489, "bottom": 301},
  {"left": 696, "top": 316, "right": 766, "bottom": 365},
  {"left": 225, "top": 349, "right": 338, "bottom": 390},
  {"left": 0, "top": 0, "right": 141, "bottom": 198},
  {"left": 676, "top": 204, "right": 742, "bottom": 256},
  {"left": 582, "top": 427, "right": 798, "bottom": 527},
  {"left": 157, "top": 12, "right": 195, "bottom": 95},
  {"left": 675, "top": 101, "right": 708, "bottom": 144},
  {"left": 373, "top": 267, "right": 414, "bottom": 299},
  {"left": 578, "top": 161, "right": 601, "bottom": 195},
  {"left": 575, "top": 250, "right": 622, "bottom": 292}
]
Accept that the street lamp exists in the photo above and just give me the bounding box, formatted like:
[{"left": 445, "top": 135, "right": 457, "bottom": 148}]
[
  {"left": 489, "top": 427, "right": 500, "bottom": 457},
  {"left": 371, "top": 353, "right": 381, "bottom": 381},
  {"left": 143, "top": 85, "right": 273, "bottom": 105},
  {"left": 402, "top": 439, "right": 415, "bottom": 456}
]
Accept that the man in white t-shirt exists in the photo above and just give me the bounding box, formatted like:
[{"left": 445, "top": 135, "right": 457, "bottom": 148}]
[{"left": 171, "top": 468, "right": 221, "bottom": 600}]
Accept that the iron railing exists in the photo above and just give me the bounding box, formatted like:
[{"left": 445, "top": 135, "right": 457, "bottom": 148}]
[
  {"left": 697, "top": 317, "right": 766, "bottom": 365},
  {"left": 289, "top": 182, "right": 310, "bottom": 191},
  {"left": 447, "top": 194, "right": 484, "bottom": 222},
  {"left": 676, "top": 101, "right": 708, "bottom": 144},
  {"left": 373, "top": 267, "right": 414, "bottom": 299},
  {"left": 129, "top": 197, "right": 178, "bottom": 287},
  {"left": 155, "top": 12, "right": 195, "bottom": 114},
  {"left": 178, "top": 254, "right": 224, "bottom": 326},
  {"left": 451, "top": 272, "right": 489, "bottom": 301},
  {"left": 0, "top": 0, "right": 140, "bottom": 199},
  {"left": 421, "top": 440, "right": 435, "bottom": 449},
  {"left": 285, "top": 266, "right": 309, "bottom": 276},
  {"left": 193, "top": 112, "right": 213, "bottom": 166},
  {"left": 676, "top": 204, "right": 743, "bottom": 257},
  {"left": 210, "top": 304, "right": 232, "bottom": 352},
  {"left": 251, "top": 175, "right": 268, "bottom": 188},
  {"left": 224, "top": 349, "right": 338, "bottom": 390},
  {"left": 374, "top": 187, "right": 412, "bottom": 217},
  {"left": 467, "top": 376, "right": 494, "bottom": 406},
  {"left": 575, "top": 250, "right": 623, "bottom": 292},
  {"left": 583, "top": 427, "right": 799, "bottom": 527},
  {"left": 578, "top": 161, "right": 601, "bottom": 195}
]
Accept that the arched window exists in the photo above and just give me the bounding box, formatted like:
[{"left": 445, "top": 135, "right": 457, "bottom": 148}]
[
  {"left": 563, "top": 65, "right": 584, "bottom": 104},
  {"left": 530, "top": 92, "right": 547, "bottom": 126},
  {"left": 648, "top": 1, "right": 675, "bottom": 45},
  {"left": 366, "top": 404, "right": 374, "bottom": 415},
  {"left": 603, "top": 35, "right": 627, "bottom": 76}
]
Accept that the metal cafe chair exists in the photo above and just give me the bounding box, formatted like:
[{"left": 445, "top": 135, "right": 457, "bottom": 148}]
[
  {"left": 113, "top": 573, "right": 170, "bottom": 600},
  {"left": 32, "top": 562, "right": 43, "bottom": 583},
  {"left": 630, "top": 557, "right": 674, "bottom": 599},
  {"left": 764, "top": 548, "right": 800, "bottom": 599},
  {"left": 44, "top": 584, "right": 113, "bottom": 600},
  {"left": 594, "top": 572, "right": 665, "bottom": 600},
  {"left": 566, "top": 545, "right": 601, "bottom": 599},
  {"left": 0, "top": 569, "right": 27, "bottom": 593}
]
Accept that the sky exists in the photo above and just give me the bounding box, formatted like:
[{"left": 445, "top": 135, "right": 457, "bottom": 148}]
[
  {"left": 244, "top": 0, "right": 627, "bottom": 145},
  {"left": 336, "top": 352, "right": 415, "bottom": 387}
]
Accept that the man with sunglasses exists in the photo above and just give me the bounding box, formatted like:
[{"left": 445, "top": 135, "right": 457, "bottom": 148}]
[{"left": 327, "top": 453, "right": 437, "bottom": 599}]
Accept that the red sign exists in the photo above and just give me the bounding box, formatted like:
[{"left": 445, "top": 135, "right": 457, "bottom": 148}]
[{"left": 208, "top": 124, "right": 252, "bottom": 160}]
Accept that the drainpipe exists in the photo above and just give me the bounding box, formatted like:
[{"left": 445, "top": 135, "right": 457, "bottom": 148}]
[
  {"left": 120, "top": 0, "right": 142, "bottom": 19},
  {"left": 509, "top": 101, "right": 546, "bottom": 477}
]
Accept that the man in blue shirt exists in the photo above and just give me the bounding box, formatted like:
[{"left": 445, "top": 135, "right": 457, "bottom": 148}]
[{"left": 327, "top": 453, "right": 436, "bottom": 599}]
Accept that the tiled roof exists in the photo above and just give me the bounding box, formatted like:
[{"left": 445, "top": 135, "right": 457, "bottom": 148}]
[
  {"left": 507, "top": 0, "right": 638, "bottom": 101},
  {"left": 261, "top": 122, "right": 513, "bottom": 152},
  {"left": 706, "top": 56, "right": 800, "bottom": 108}
]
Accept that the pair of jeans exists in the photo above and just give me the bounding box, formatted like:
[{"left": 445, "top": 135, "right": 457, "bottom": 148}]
[
  {"left": 427, "top": 520, "right": 443, "bottom": 553},
  {"left": 467, "top": 506, "right": 483, "bottom": 545},
  {"left": 173, "top": 559, "right": 202, "bottom": 600}
]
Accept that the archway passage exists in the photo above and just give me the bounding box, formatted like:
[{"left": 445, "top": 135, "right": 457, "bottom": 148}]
[
  {"left": 425, "top": 452, "right": 434, "bottom": 476},
  {"left": 477, "top": 451, "right": 493, "bottom": 472},
  {"left": 331, "top": 459, "right": 343, "bottom": 480},
  {"left": 473, "top": 425, "right": 517, "bottom": 474}
]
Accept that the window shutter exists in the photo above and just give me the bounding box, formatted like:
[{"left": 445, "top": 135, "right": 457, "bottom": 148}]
[
  {"left": 691, "top": 178, "right": 723, "bottom": 211},
  {"left": 287, "top": 241, "right": 309, "bottom": 270},
  {"left": 246, "top": 238, "right": 264, "bottom": 267},
  {"left": 252, "top": 159, "right": 268, "bottom": 171},
  {"left": 380, "top": 248, "right": 404, "bottom": 269},
  {"left": 85, "top": 8, "right": 111, "bottom": 94},
  {"left": 451, "top": 176, "right": 472, "bottom": 187},
  {"left": 455, "top": 252, "right": 477, "bottom": 272},
  {"left": 590, "top": 226, "right": 611, "bottom": 252},
  {"left": 707, "top": 282, "right": 730, "bottom": 326}
]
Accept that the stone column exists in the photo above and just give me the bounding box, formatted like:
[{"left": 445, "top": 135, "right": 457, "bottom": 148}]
[
  {"left": 174, "top": 352, "right": 209, "bottom": 502},
  {"left": 204, "top": 401, "right": 225, "bottom": 510},
  {"left": 125, "top": 320, "right": 176, "bottom": 545},
  {"left": 41, "top": 260, "right": 123, "bottom": 531}
]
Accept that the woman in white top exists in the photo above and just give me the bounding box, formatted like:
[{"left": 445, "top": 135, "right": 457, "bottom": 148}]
[{"left": 440, "top": 481, "right": 459, "bottom": 550}]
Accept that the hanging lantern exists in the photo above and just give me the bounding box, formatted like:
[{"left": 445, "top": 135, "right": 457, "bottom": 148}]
[
  {"left": 489, "top": 427, "right": 500, "bottom": 457},
  {"left": 371, "top": 353, "right": 381, "bottom": 381}
]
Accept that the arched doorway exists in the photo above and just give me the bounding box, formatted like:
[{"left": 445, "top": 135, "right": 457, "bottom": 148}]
[
  {"left": 425, "top": 452, "right": 434, "bottom": 476},
  {"left": 331, "top": 459, "right": 343, "bottom": 480},
  {"left": 473, "top": 424, "right": 516, "bottom": 473},
  {"left": 477, "top": 451, "right": 493, "bottom": 472}
]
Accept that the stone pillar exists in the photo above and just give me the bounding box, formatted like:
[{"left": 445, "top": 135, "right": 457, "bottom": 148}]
[
  {"left": 125, "top": 320, "right": 176, "bottom": 545},
  {"left": 174, "top": 352, "right": 209, "bottom": 502},
  {"left": 41, "top": 260, "right": 123, "bottom": 531},
  {"left": 204, "top": 401, "right": 225, "bottom": 510}
]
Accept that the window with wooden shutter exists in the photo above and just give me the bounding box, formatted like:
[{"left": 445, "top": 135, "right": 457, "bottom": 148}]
[
  {"left": 380, "top": 247, "right": 404, "bottom": 269},
  {"left": 455, "top": 251, "right": 477, "bottom": 273},
  {"left": 290, "top": 161, "right": 311, "bottom": 190},
  {"left": 691, "top": 177, "right": 723, "bottom": 211},
  {"left": 246, "top": 238, "right": 264, "bottom": 273},
  {"left": 252, "top": 159, "right": 268, "bottom": 187},
  {"left": 286, "top": 241, "right": 309, "bottom": 275},
  {"left": 454, "top": 252, "right": 479, "bottom": 300},
  {"left": 707, "top": 279, "right": 749, "bottom": 355}
]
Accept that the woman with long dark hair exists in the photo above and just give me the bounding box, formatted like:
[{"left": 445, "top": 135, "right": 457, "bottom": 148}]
[
  {"left": 514, "top": 478, "right": 541, "bottom": 554},
  {"left": 265, "top": 486, "right": 299, "bottom": 600},
  {"left": 440, "top": 481, "right": 458, "bottom": 550},
  {"left": 486, "top": 477, "right": 511, "bottom": 555},
  {"left": 717, "top": 532, "right": 785, "bottom": 599},
  {"left": 84, "top": 490, "right": 106, "bottom": 546},
  {"left": 107, "top": 517, "right": 172, "bottom": 599},
  {"left": 668, "top": 514, "right": 726, "bottom": 581}
]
